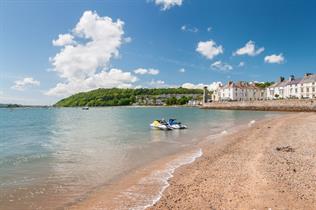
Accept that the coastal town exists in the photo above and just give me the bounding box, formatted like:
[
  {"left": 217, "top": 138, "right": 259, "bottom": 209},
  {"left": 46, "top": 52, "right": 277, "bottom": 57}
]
[{"left": 209, "top": 73, "right": 316, "bottom": 102}]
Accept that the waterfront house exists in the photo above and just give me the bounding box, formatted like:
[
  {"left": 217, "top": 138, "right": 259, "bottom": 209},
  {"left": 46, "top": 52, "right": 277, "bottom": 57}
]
[
  {"left": 266, "top": 77, "right": 289, "bottom": 99},
  {"left": 212, "top": 81, "right": 265, "bottom": 101},
  {"left": 267, "top": 73, "right": 316, "bottom": 99},
  {"left": 299, "top": 73, "right": 316, "bottom": 99}
]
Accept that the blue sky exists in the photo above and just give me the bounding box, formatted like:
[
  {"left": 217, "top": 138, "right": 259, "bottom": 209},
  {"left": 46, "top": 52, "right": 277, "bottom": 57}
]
[{"left": 0, "top": 0, "right": 315, "bottom": 105}]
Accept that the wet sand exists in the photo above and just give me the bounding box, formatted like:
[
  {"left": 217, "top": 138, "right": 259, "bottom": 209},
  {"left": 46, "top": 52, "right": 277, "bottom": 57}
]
[{"left": 150, "top": 113, "right": 316, "bottom": 209}]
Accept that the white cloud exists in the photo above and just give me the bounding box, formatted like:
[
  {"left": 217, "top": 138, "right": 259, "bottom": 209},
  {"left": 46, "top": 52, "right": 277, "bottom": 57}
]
[
  {"left": 148, "top": 79, "right": 168, "bottom": 88},
  {"left": 12, "top": 77, "right": 40, "bottom": 91},
  {"left": 51, "top": 11, "right": 125, "bottom": 81},
  {"left": 196, "top": 40, "right": 223, "bottom": 60},
  {"left": 179, "top": 68, "right": 185, "bottom": 73},
  {"left": 52, "top": 34, "right": 76, "bottom": 46},
  {"left": 181, "top": 25, "right": 198, "bottom": 33},
  {"left": 134, "top": 68, "right": 159, "bottom": 75},
  {"left": 207, "top": 27, "right": 212, "bottom": 32},
  {"left": 234, "top": 40, "right": 264, "bottom": 56},
  {"left": 238, "top": 61, "right": 245, "bottom": 67},
  {"left": 154, "top": 0, "right": 183, "bottom": 10},
  {"left": 46, "top": 69, "right": 137, "bottom": 96},
  {"left": 124, "top": 37, "right": 132, "bottom": 43},
  {"left": 264, "top": 53, "right": 285, "bottom": 64},
  {"left": 47, "top": 11, "right": 136, "bottom": 96},
  {"left": 211, "top": 61, "right": 233, "bottom": 72},
  {"left": 182, "top": 81, "right": 222, "bottom": 91}
]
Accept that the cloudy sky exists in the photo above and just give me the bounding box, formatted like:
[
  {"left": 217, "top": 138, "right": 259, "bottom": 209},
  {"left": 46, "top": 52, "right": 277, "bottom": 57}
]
[{"left": 1, "top": 0, "right": 316, "bottom": 105}]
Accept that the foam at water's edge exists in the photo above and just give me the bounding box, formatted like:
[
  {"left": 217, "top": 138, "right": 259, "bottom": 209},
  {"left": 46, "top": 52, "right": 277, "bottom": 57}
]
[
  {"left": 115, "top": 148, "right": 203, "bottom": 210},
  {"left": 144, "top": 148, "right": 203, "bottom": 209}
]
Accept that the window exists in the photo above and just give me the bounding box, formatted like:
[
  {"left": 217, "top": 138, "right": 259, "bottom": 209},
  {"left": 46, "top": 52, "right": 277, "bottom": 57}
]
[
  {"left": 301, "top": 88, "right": 304, "bottom": 92},
  {"left": 307, "top": 87, "right": 310, "bottom": 93},
  {"left": 313, "top": 87, "right": 315, "bottom": 92},
  {"left": 295, "top": 88, "right": 298, "bottom": 93}
]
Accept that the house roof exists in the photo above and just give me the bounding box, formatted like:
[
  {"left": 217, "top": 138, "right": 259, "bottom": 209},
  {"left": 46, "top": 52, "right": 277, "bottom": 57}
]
[
  {"left": 222, "top": 81, "right": 262, "bottom": 89},
  {"left": 269, "top": 80, "right": 289, "bottom": 88},
  {"left": 268, "top": 74, "right": 316, "bottom": 88},
  {"left": 287, "top": 78, "right": 302, "bottom": 85},
  {"left": 299, "top": 74, "right": 316, "bottom": 84}
]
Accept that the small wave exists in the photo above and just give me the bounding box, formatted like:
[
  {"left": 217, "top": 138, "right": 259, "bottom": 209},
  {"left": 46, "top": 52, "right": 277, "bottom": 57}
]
[
  {"left": 248, "top": 120, "right": 256, "bottom": 127},
  {"left": 0, "top": 153, "right": 49, "bottom": 167},
  {"left": 114, "top": 148, "right": 203, "bottom": 210}
]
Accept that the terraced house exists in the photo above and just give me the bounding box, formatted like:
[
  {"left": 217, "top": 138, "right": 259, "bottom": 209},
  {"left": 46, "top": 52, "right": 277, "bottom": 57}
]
[
  {"left": 212, "top": 81, "right": 266, "bottom": 101},
  {"left": 266, "top": 73, "right": 316, "bottom": 99}
]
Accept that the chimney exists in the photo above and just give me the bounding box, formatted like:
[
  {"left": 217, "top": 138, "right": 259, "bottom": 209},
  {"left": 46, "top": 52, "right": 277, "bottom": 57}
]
[
  {"left": 289, "top": 75, "right": 295, "bottom": 81},
  {"left": 278, "top": 76, "right": 285, "bottom": 82},
  {"left": 304, "top": 73, "right": 312, "bottom": 77}
]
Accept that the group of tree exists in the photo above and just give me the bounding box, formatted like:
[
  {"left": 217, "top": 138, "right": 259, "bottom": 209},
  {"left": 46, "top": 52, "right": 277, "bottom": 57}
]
[
  {"left": 165, "top": 96, "right": 192, "bottom": 105},
  {"left": 255, "top": 82, "right": 275, "bottom": 88},
  {"left": 54, "top": 88, "right": 203, "bottom": 107}
]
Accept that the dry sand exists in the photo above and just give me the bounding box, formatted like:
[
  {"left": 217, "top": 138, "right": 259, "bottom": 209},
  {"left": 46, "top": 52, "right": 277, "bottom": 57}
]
[{"left": 150, "top": 112, "right": 316, "bottom": 210}]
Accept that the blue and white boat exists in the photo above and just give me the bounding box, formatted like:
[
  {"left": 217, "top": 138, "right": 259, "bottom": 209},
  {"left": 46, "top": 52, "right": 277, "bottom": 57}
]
[{"left": 167, "top": 119, "right": 187, "bottom": 129}]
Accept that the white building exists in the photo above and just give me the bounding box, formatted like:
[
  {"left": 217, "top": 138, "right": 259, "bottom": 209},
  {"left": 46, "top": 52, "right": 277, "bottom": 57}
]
[
  {"left": 266, "top": 73, "right": 316, "bottom": 99},
  {"left": 299, "top": 73, "right": 316, "bottom": 99},
  {"left": 212, "top": 81, "right": 265, "bottom": 101}
]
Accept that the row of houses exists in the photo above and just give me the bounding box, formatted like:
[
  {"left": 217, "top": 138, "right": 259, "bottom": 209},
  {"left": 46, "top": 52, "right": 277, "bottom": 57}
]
[
  {"left": 267, "top": 73, "right": 316, "bottom": 99},
  {"left": 210, "top": 73, "right": 316, "bottom": 102}
]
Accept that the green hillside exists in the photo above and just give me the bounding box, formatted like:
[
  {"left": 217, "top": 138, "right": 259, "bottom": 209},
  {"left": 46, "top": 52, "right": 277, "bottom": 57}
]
[{"left": 54, "top": 88, "right": 203, "bottom": 107}]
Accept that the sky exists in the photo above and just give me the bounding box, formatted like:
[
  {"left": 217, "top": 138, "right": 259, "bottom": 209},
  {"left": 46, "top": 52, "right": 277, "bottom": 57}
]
[{"left": 0, "top": 0, "right": 315, "bottom": 105}]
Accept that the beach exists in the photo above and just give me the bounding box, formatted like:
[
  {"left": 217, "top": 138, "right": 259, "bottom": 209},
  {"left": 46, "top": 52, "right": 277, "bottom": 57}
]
[
  {"left": 1, "top": 109, "right": 315, "bottom": 210},
  {"left": 151, "top": 112, "right": 316, "bottom": 209},
  {"left": 1, "top": 108, "right": 274, "bottom": 210}
]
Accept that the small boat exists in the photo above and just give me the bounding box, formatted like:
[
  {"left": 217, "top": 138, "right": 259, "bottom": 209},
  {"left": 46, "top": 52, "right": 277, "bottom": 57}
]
[
  {"left": 168, "top": 119, "right": 188, "bottom": 129},
  {"left": 82, "top": 106, "right": 89, "bottom": 110},
  {"left": 150, "top": 119, "right": 172, "bottom": 130}
]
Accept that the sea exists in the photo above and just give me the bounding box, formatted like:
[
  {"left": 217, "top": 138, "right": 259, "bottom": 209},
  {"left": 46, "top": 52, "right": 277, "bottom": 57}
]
[{"left": 0, "top": 107, "right": 280, "bottom": 209}]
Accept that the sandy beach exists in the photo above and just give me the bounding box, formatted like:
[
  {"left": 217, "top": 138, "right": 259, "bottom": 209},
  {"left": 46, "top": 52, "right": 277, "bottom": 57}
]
[
  {"left": 67, "top": 112, "right": 316, "bottom": 210},
  {"left": 151, "top": 112, "right": 316, "bottom": 210}
]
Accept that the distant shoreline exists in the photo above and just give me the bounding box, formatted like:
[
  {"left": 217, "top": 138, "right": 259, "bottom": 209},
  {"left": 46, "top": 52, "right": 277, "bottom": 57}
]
[{"left": 0, "top": 105, "right": 199, "bottom": 109}]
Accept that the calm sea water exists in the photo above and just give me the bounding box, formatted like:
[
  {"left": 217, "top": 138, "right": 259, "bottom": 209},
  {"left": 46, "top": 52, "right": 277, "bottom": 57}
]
[{"left": 0, "top": 107, "right": 279, "bottom": 209}]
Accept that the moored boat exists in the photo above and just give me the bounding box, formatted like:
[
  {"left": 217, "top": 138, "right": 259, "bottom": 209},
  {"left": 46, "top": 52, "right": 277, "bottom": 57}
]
[
  {"left": 168, "top": 119, "right": 188, "bottom": 129},
  {"left": 150, "top": 119, "right": 172, "bottom": 130}
]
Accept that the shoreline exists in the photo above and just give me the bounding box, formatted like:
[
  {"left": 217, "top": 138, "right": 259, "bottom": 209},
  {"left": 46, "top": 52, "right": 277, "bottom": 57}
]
[
  {"left": 150, "top": 112, "right": 316, "bottom": 209},
  {"left": 66, "top": 147, "right": 203, "bottom": 210},
  {"left": 202, "top": 99, "right": 316, "bottom": 112},
  {"left": 65, "top": 113, "right": 281, "bottom": 210}
]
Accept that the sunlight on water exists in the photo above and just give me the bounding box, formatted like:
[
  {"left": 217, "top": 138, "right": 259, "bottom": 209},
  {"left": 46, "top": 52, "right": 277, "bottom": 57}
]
[{"left": 0, "top": 107, "right": 278, "bottom": 209}]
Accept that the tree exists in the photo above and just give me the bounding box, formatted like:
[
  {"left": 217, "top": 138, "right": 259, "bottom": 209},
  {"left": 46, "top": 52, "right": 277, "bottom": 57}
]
[{"left": 54, "top": 88, "right": 203, "bottom": 107}]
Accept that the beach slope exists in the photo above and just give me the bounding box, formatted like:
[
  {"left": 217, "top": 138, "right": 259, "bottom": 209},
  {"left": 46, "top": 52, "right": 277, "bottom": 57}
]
[{"left": 151, "top": 113, "right": 316, "bottom": 209}]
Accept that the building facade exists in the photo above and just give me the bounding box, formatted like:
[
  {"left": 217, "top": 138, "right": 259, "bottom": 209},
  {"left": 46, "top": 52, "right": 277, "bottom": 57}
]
[
  {"left": 266, "top": 73, "right": 316, "bottom": 99},
  {"left": 212, "top": 81, "right": 266, "bottom": 101}
]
